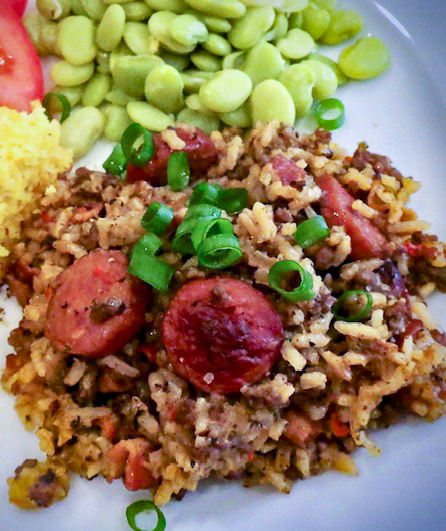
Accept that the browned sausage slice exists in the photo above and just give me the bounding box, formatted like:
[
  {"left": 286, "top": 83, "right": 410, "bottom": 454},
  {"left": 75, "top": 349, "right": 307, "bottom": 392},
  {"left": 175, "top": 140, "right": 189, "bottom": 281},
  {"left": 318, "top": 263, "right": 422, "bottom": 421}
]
[
  {"left": 45, "top": 250, "right": 149, "bottom": 358},
  {"left": 162, "top": 277, "right": 284, "bottom": 393},
  {"left": 317, "top": 174, "right": 391, "bottom": 260}
]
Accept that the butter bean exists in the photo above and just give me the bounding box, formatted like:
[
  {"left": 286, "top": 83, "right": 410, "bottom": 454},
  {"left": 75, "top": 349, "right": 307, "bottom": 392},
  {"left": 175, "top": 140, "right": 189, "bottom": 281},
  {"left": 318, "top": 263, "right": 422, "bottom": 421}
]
[
  {"left": 60, "top": 107, "right": 105, "bottom": 159},
  {"left": 127, "top": 101, "right": 175, "bottom": 131}
]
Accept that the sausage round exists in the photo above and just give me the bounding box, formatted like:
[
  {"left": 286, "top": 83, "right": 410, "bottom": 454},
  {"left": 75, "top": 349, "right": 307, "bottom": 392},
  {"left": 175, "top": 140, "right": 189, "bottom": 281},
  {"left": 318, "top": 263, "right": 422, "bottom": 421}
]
[
  {"left": 162, "top": 277, "right": 284, "bottom": 393},
  {"left": 45, "top": 250, "right": 149, "bottom": 358}
]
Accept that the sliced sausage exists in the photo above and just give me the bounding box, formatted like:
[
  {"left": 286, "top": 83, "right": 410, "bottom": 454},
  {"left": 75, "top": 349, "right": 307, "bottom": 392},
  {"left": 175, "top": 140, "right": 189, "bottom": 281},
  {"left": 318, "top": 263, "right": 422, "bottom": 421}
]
[
  {"left": 317, "top": 174, "right": 391, "bottom": 260},
  {"left": 162, "top": 277, "right": 284, "bottom": 393},
  {"left": 127, "top": 127, "right": 218, "bottom": 185},
  {"left": 272, "top": 154, "right": 306, "bottom": 186},
  {"left": 45, "top": 250, "right": 149, "bottom": 358}
]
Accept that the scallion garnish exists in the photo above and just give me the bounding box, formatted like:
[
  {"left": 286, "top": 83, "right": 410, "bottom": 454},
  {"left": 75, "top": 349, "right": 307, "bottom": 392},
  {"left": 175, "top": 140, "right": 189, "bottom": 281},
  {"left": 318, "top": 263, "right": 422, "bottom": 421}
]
[
  {"left": 103, "top": 144, "right": 127, "bottom": 177},
  {"left": 295, "top": 215, "right": 330, "bottom": 248},
  {"left": 42, "top": 92, "right": 71, "bottom": 123},
  {"left": 191, "top": 217, "right": 233, "bottom": 251},
  {"left": 197, "top": 234, "right": 242, "bottom": 269},
  {"left": 189, "top": 182, "right": 221, "bottom": 207},
  {"left": 218, "top": 187, "right": 248, "bottom": 215},
  {"left": 268, "top": 260, "right": 314, "bottom": 301},
  {"left": 125, "top": 500, "right": 166, "bottom": 531},
  {"left": 167, "top": 151, "right": 190, "bottom": 191},
  {"left": 132, "top": 232, "right": 163, "bottom": 256},
  {"left": 172, "top": 218, "right": 199, "bottom": 255},
  {"left": 141, "top": 202, "right": 174, "bottom": 234},
  {"left": 185, "top": 204, "right": 221, "bottom": 220},
  {"left": 314, "top": 98, "right": 345, "bottom": 130},
  {"left": 129, "top": 252, "right": 173, "bottom": 293},
  {"left": 333, "top": 290, "right": 373, "bottom": 322},
  {"left": 121, "top": 123, "right": 154, "bottom": 167}
]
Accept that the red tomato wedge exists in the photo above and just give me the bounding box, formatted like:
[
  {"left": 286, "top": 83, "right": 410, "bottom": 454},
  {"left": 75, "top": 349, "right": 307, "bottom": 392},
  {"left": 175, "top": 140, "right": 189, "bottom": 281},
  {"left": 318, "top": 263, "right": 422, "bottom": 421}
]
[
  {"left": 0, "top": 4, "right": 44, "bottom": 112},
  {"left": 10, "top": 0, "right": 28, "bottom": 17}
]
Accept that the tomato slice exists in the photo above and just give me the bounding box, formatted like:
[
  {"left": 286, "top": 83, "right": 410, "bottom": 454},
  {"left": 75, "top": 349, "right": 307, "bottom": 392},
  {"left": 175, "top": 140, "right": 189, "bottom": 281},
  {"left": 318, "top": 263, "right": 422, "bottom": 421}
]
[
  {"left": 10, "top": 0, "right": 28, "bottom": 17},
  {"left": 0, "top": 4, "right": 44, "bottom": 112}
]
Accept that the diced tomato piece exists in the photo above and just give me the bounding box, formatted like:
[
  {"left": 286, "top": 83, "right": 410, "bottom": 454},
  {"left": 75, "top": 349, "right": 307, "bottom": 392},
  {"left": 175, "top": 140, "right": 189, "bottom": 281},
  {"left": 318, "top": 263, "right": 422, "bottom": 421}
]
[
  {"left": 11, "top": 0, "right": 28, "bottom": 17},
  {"left": 330, "top": 412, "right": 350, "bottom": 437},
  {"left": 0, "top": 4, "right": 44, "bottom": 111}
]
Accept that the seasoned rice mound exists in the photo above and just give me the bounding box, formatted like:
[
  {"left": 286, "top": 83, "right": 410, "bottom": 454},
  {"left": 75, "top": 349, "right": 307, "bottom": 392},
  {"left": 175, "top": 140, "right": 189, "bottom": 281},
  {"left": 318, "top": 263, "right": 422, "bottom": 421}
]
[{"left": 2, "top": 123, "right": 446, "bottom": 508}]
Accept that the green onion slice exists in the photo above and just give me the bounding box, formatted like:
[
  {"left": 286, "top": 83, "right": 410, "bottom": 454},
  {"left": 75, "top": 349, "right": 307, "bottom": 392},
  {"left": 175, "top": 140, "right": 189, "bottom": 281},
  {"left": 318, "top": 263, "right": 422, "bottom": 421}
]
[
  {"left": 129, "top": 253, "right": 173, "bottom": 292},
  {"left": 185, "top": 204, "right": 221, "bottom": 220},
  {"left": 268, "top": 260, "right": 314, "bottom": 301},
  {"left": 132, "top": 233, "right": 163, "bottom": 256},
  {"left": 218, "top": 187, "right": 248, "bottom": 215},
  {"left": 42, "top": 92, "right": 71, "bottom": 123},
  {"left": 141, "top": 202, "right": 174, "bottom": 234},
  {"left": 121, "top": 123, "right": 154, "bottom": 166},
  {"left": 295, "top": 215, "right": 330, "bottom": 248},
  {"left": 189, "top": 182, "right": 221, "bottom": 207},
  {"left": 103, "top": 144, "right": 127, "bottom": 177},
  {"left": 125, "top": 500, "right": 166, "bottom": 531},
  {"left": 197, "top": 234, "right": 242, "bottom": 269},
  {"left": 333, "top": 290, "right": 373, "bottom": 322},
  {"left": 191, "top": 217, "right": 233, "bottom": 251},
  {"left": 314, "top": 98, "right": 345, "bottom": 130},
  {"left": 167, "top": 151, "right": 190, "bottom": 191},
  {"left": 172, "top": 218, "right": 199, "bottom": 255}
]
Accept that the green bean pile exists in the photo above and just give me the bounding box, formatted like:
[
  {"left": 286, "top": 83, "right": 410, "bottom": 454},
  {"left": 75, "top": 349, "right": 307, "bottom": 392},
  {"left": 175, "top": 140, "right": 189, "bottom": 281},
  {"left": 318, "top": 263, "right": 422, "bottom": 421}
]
[{"left": 26, "top": 0, "right": 390, "bottom": 158}]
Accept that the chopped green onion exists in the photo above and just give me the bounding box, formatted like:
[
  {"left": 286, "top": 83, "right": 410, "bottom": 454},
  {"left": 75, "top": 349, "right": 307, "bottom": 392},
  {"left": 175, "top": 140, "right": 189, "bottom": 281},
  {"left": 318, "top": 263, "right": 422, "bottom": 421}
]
[
  {"left": 121, "top": 123, "right": 154, "bottom": 166},
  {"left": 314, "top": 98, "right": 345, "bottom": 130},
  {"left": 191, "top": 217, "right": 233, "bottom": 251},
  {"left": 132, "top": 233, "right": 163, "bottom": 256},
  {"left": 295, "top": 215, "right": 330, "bottom": 248},
  {"left": 141, "top": 202, "right": 174, "bottom": 234},
  {"left": 103, "top": 144, "right": 127, "bottom": 177},
  {"left": 189, "top": 182, "right": 221, "bottom": 206},
  {"left": 333, "top": 290, "right": 373, "bottom": 322},
  {"left": 268, "top": 260, "right": 314, "bottom": 301},
  {"left": 42, "top": 92, "right": 71, "bottom": 123},
  {"left": 167, "top": 152, "right": 190, "bottom": 191},
  {"left": 185, "top": 204, "right": 221, "bottom": 220},
  {"left": 197, "top": 234, "right": 242, "bottom": 269},
  {"left": 126, "top": 500, "right": 166, "bottom": 531},
  {"left": 218, "top": 188, "right": 248, "bottom": 215},
  {"left": 129, "top": 252, "right": 173, "bottom": 292},
  {"left": 172, "top": 218, "right": 199, "bottom": 254}
]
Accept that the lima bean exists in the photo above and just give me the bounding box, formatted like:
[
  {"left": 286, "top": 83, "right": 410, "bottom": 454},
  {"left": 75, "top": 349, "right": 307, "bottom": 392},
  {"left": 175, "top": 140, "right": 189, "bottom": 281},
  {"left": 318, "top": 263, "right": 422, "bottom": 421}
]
[
  {"left": 36, "top": 0, "right": 71, "bottom": 20},
  {"left": 161, "top": 51, "right": 191, "bottom": 71},
  {"left": 288, "top": 12, "right": 303, "bottom": 29},
  {"left": 191, "top": 50, "right": 221, "bottom": 72},
  {"left": 144, "top": 0, "right": 188, "bottom": 13},
  {"left": 80, "top": 0, "right": 107, "bottom": 20},
  {"left": 185, "top": 93, "right": 203, "bottom": 111},
  {"left": 277, "top": 28, "right": 315, "bottom": 60},
  {"left": 51, "top": 60, "right": 95, "bottom": 86},
  {"left": 70, "top": 0, "right": 89, "bottom": 17},
  {"left": 123, "top": 22, "right": 152, "bottom": 55},
  {"left": 264, "top": 12, "right": 288, "bottom": 42},
  {"left": 106, "top": 88, "right": 136, "bottom": 105},
  {"left": 243, "top": 41, "right": 285, "bottom": 86},
  {"left": 250, "top": 79, "right": 296, "bottom": 126},
  {"left": 220, "top": 102, "right": 252, "bottom": 128},
  {"left": 127, "top": 101, "right": 175, "bottom": 131},
  {"left": 60, "top": 107, "right": 105, "bottom": 159},
  {"left": 319, "top": 10, "right": 363, "bottom": 45},
  {"left": 50, "top": 86, "right": 85, "bottom": 109},
  {"left": 58, "top": 16, "right": 97, "bottom": 66},
  {"left": 301, "top": 58, "right": 338, "bottom": 99},
  {"left": 339, "top": 36, "right": 390, "bottom": 79},
  {"left": 202, "top": 33, "right": 232, "bottom": 56},
  {"left": 271, "top": 0, "right": 308, "bottom": 12},
  {"left": 148, "top": 11, "right": 196, "bottom": 54},
  {"left": 103, "top": 104, "right": 132, "bottom": 142},
  {"left": 278, "top": 63, "right": 315, "bottom": 117},
  {"left": 122, "top": 2, "right": 153, "bottom": 20},
  {"left": 199, "top": 69, "right": 252, "bottom": 113},
  {"left": 181, "top": 69, "right": 214, "bottom": 92},
  {"left": 176, "top": 107, "right": 220, "bottom": 133},
  {"left": 301, "top": 5, "right": 331, "bottom": 41},
  {"left": 170, "top": 14, "right": 208, "bottom": 46},
  {"left": 227, "top": 6, "right": 275, "bottom": 50},
  {"left": 82, "top": 73, "right": 112, "bottom": 107},
  {"left": 310, "top": 53, "right": 348, "bottom": 85},
  {"left": 96, "top": 51, "right": 111, "bottom": 73},
  {"left": 184, "top": 0, "right": 246, "bottom": 19},
  {"left": 111, "top": 55, "right": 164, "bottom": 97},
  {"left": 313, "top": 0, "right": 337, "bottom": 12},
  {"left": 39, "top": 21, "right": 61, "bottom": 56},
  {"left": 96, "top": 5, "right": 126, "bottom": 52},
  {"left": 199, "top": 14, "right": 232, "bottom": 33},
  {"left": 144, "top": 64, "right": 185, "bottom": 113},
  {"left": 222, "top": 50, "right": 246, "bottom": 69},
  {"left": 24, "top": 13, "right": 47, "bottom": 56}
]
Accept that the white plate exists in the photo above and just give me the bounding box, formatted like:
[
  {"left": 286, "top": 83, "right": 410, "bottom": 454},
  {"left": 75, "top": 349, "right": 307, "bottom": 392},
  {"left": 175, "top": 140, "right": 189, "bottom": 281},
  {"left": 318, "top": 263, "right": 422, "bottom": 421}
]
[{"left": 1, "top": 1, "right": 446, "bottom": 530}]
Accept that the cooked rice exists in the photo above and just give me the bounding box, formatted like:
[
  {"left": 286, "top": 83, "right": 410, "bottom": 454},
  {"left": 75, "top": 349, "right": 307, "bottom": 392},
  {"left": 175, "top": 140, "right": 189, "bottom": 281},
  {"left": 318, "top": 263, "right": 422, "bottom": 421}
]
[{"left": 2, "top": 123, "right": 446, "bottom": 509}]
